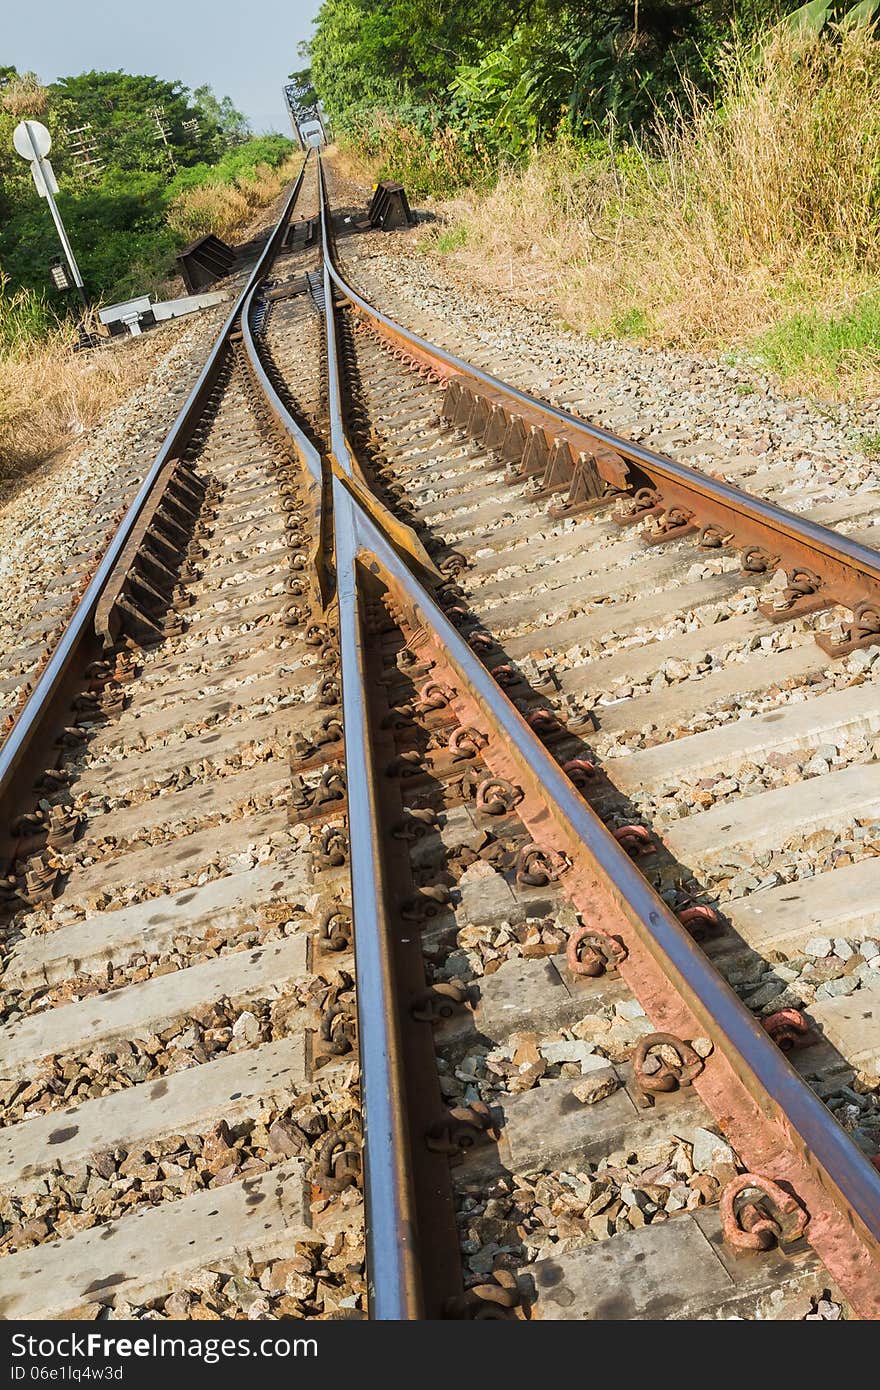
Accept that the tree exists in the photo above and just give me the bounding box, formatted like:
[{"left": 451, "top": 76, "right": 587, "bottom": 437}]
[
  {"left": 0, "top": 63, "right": 289, "bottom": 302},
  {"left": 0, "top": 69, "right": 47, "bottom": 220},
  {"left": 307, "top": 0, "right": 528, "bottom": 120},
  {"left": 1, "top": 70, "right": 48, "bottom": 118},
  {"left": 192, "top": 85, "right": 251, "bottom": 143},
  {"left": 49, "top": 71, "right": 216, "bottom": 175}
]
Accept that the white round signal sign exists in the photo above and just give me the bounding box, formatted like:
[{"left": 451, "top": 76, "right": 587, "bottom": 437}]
[{"left": 13, "top": 120, "right": 52, "bottom": 160}]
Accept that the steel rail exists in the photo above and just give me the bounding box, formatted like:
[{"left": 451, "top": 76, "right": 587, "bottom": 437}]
[
  {"left": 314, "top": 157, "right": 880, "bottom": 1316},
  {"left": 328, "top": 482, "right": 425, "bottom": 1321},
  {"left": 0, "top": 154, "right": 310, "bottom": 818},
  {"left": 240, "top": 159, "right": 425, "bottom": 1319},
  {"left": 323, "top": 223, "right": 880, "bottom": 629},
  {"left": 357, "top": 504, "right": 880, "bottom": 1314},
  {"left": 239, "top": 256, "right": 330, "bottom": 608},
  {"left": 317, "top": 156, "right": 424, "bottom": 1320}
]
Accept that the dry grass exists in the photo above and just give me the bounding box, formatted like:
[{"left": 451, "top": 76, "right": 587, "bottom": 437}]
[
  {"left": 427, "top": 27, "right": 880, "bottom": 395},
  {"left": 0, "top": 325, "right": 130, "bottom": 485},
  {"left": 0, "top": 277, "right": 131, "bottom": 482},
  {"left": 335, "top": 116, "right": 494, "bottom": 200},
  {"left": 325, "top": 141, "right": 376, "bottom": 188},
  {"left": 1, "top": 74, "right": 49, "bottom": 118},
  {"left": 167, "top": 155, "right": 303, "bottom": 242}
]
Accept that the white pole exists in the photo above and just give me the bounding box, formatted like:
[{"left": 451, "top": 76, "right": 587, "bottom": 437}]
[{"left": 24, "top": 122, "right": 89, "bottom": 308}]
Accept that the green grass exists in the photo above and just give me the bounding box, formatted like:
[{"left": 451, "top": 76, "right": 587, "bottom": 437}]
[
  {"left": 165, "top": 136, "right": 292, "bottom": 195},
  {"left": 609, "top": 306, "right": 651, "bottom": 339},
  {"left": 435, "top": 224, "right": 468, "bottom": 253},
  {"left": 750, "top": 293, "right": 880, "bottom": 389},
  {"left": 856, "top": 430, "right": 880, "bottom": 460},
  {"left": 0, "top": 281, "right": 57, "bottom": 357}
]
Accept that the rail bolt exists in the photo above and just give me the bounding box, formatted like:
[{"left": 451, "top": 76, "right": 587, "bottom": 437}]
[
  {"left": 426, "top": 1100, "right": 497, "bottom": 1156},
  {"left": 740, "top": 545, "right": 780, "bottom": 574},
  {"left": 761, "top": 1008, "right": 811, "bottom": 1052},
  {"left": 516, "top": 843, "right": 568, "bottom": 886},
  {"left": 527, "top": 708, "right": 564, "bottom": 738},
  {"left": 392, "top": 807, "right": 438, "bottom": 840},
  {"left": 418, "top": 681, "right": 455, "bottom": 710},
  {"left": 315, "top": 767, "right": 346, "bottom": 805},
  {"left": 566, "top": 924, "right": 626, "bottom": 977},
  {"left": 445, "top": 1270, "right": 522, "bottom": 1320},
  {"left": 411, "top": 980, "right": 471, "bottom": 1023},
  {"left": 319, "top": 1002, "right": 357, "bottom": 1057},
  {"left": 675, "top": 903, "right": 720, "bottom": 939},
  {"left": 400, "top": 883, "right": 452, "bottom": 922},
  {"left": 315, "top": 827, "right": 348, "bottom": 869},
  {"left": 721, "top": 1174, "right": 809, "bottom": 1253},
  {"left": 310, "top": 1131, "right": 361, "bottom": 1195},
  {"left": 563, "top": 757, "right": 597, "bottom": 789},
  {"left": 475, "top": 777, "right": 522, "bottom": 816},
  {"left": 612, "top": 824, "right": 655, "bottom": 856},
  {"left": 632, "top": 1032, "right": 704, "bottom": 1105},
  {"left": 448, "top": 727, "right": 487, "bottom": 761},
  {"left": 439, "top": 552, "right": 467, "bottom": 577},
  {"left": 320, "top": 905, "right": 351, "bottom": 952}
]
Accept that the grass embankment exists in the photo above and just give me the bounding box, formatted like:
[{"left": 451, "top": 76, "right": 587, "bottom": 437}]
[
  {"left": 331, "top": 115, "right": 493, "bottom": 201},
  {"left": 0, "top": 144, "right": 300, "bottom": 484},
  {"left": 346, "top": 28, "right": 880, "bottom": 399},
  {"left": 0, "top": 285, "right": 129, "bottom": 484}
]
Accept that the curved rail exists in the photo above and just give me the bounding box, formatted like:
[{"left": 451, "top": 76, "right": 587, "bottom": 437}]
[
  {"left": 242, "top": 170, "right": 424, "bottom": 1318},
  {"left": 7, "top": 142, "right": 880, "bottom": 1319},
  {"left": 317, "top": 158, "right": 424, "bottom": 1319}
]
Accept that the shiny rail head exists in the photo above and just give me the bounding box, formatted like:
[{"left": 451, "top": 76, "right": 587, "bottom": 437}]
[{"left": 310, "top": 155, "right": 880, "bottom": 1318}]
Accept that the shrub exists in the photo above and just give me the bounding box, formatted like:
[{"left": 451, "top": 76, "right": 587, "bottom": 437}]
[
  {"left": 336, "top": 108, "right": 494, "bottom": 198},
  {"left": 166, "top": 152, "right": 301, "bottom": 242},
  {"left": 1, "top": 73, "right": 49, "bottom": 118},
  {"left": 0, "top": 279, "right": 56, "bottom": 355}
]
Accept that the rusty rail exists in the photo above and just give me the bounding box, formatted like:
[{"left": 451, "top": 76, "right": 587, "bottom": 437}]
[
  {"left": 13, "top": 139, "right": 878, "bottom": 1318},
  {"left": 314, "top": 154, "right": 880, "bottom": 1317},
  {"left": 240, "top": 160, "right": 427, "bottom": 1319}
]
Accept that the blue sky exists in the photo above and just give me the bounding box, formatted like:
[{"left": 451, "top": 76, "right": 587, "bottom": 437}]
[{"left": 3, "top": 0, "right": 324, "bottom": 133}]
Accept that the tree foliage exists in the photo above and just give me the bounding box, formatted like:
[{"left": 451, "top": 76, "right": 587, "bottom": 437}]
[
  {"left": 49, "top": 71, "right": 215, "bottom": 173},
  {"left": 193, "top": 85, "right": 251, "bottom": 143},
  {"left": 308, "top": 0, "right": 523, "bottom": 118},
  {"left": 305, "top": 0, "right": 838, "bottom": 152},
  {"left": 0, "top": 65, "right": 288, "bottom": 302}
]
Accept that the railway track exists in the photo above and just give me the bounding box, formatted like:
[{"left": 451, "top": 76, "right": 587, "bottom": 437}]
[{"left": 1, "top": 147, "right": 879, "bottom": 1322}]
